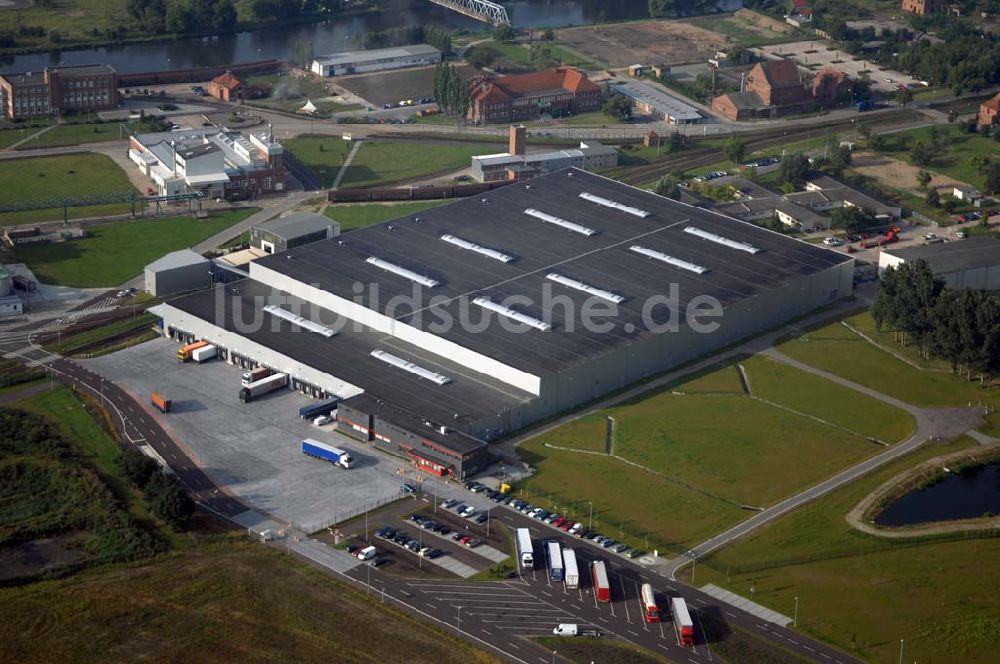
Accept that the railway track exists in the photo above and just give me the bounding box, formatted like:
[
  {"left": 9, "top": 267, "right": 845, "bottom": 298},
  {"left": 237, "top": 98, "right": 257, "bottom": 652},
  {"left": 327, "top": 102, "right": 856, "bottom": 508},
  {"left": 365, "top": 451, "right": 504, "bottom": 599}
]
[{"left": 617, "top": 108, "right": 927, "bottom": 186}]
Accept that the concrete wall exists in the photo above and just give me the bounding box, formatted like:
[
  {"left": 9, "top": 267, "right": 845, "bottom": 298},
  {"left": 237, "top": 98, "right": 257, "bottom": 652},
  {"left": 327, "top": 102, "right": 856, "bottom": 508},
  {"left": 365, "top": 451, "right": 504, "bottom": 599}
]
[
  {"left": 144, "top": 262, "right": 212, "bottom": 297},
  {"left": 943, "top": 265, "right": 1000, "bottom": 290}
]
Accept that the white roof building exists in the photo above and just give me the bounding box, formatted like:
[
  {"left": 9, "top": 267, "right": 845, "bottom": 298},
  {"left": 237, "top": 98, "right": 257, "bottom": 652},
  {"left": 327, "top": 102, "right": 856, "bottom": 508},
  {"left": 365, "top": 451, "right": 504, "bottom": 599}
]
[{"left": 609, "top": 80, "right": 702, "bottom": 124}]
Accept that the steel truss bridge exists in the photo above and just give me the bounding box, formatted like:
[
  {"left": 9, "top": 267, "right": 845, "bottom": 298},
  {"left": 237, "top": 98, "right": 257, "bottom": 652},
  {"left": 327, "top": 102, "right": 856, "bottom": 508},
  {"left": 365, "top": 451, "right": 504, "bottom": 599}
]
[{"left": 428, "top": 0, "right": 510, "bottom": 26}]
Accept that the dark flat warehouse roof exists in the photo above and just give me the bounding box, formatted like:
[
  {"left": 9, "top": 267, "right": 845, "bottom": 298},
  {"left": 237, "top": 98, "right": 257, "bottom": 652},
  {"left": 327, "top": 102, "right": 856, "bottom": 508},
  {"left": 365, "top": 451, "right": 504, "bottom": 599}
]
[
  {"left": 884, "top": 237, "right": 1000, "bottom": 274},
  {"left": 340, "top": 392, "right": 485, "bottom": 455},
  {"left": 255, "top": 169, "right": 852, "bottom": 375},
  {"left": 163, "top": 279, "right": 532, "bottom": 432}
]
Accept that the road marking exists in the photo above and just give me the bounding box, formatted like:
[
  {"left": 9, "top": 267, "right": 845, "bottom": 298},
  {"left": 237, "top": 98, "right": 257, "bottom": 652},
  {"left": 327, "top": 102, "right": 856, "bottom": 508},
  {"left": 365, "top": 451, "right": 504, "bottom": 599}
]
[
  {"left": 508, "top": 643, "right": 520, "bottom": 650},
  {"left": 627, "top": 629, "right": 640, "bottom": 637},
  {"left": 804, "top": 646, "right": 815, "bottom": 652},
  {"left": 725, "top": 611, "right": 737, "bottom": 618},
  {"left": 481, "top": 629, "right": 491, "bottom": 636},
  {"left": 820, "top": 654, "right": 831, "bottom": 660},
  {"left": 788, "top": 639, "right": 800, "bottom": 645},
  {"left": 425, "top": 603, "right": 436, "bottom": 609}
]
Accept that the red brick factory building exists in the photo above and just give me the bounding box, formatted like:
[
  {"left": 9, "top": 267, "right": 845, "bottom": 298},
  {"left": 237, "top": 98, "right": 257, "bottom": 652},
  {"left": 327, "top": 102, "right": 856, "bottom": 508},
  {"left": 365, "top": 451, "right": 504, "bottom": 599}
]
[
  {"left": 468, "top": 67, "right": 603, "bottom": 124},
  {"left": 0, "top": 64, "right": 119, "bottom": 120}
]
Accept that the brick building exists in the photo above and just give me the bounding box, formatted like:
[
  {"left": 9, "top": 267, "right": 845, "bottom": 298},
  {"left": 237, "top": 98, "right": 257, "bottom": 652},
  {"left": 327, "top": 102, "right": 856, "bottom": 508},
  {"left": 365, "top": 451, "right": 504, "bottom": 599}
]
[
  {"left": 712, "top": 59, "right": 818, "bottom": 121},
  {"left": 902, "top": 0, "right": 947, "bottom": 15},
  {"left": 468, "top": 67, "right": 603, "bottom": 125},
  {"left": 0, "top": 64, "right": 119, "bottom": 120},
  {"left": 811, "top": 67, "right": 850, "bottom": 108},
  {"left": 979, "top": 92, "right": 1000, "bottom": 128},
  {"left": 746, "top": 59, "right": 809, "bottom": 107},
  {"left": 208, "top": 70, "right": 248, "bottom": 102}
]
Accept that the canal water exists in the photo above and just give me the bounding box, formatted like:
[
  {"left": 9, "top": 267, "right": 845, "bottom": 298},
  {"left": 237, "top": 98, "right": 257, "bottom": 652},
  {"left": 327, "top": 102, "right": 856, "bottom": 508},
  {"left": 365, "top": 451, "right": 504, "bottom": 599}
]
[
  {"left": 874, "top": 463, "right": 1000, "bottom": 527},
  {"left": 0, "top": 0, "right": 654, "bottom": 74}
]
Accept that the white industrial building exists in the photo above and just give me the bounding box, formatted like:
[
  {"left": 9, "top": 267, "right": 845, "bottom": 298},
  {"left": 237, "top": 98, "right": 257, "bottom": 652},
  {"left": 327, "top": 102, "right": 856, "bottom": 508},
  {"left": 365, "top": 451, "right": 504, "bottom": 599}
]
[
  {"left": 471, "top": 141, "right": 618, "bottom": 183},
  {"left": 609, "top": 80, "right": 702, "bottom": 125},
  {"left": 149, "top": 169, "right": 853, "bottom": 477},
  {"left": 879, "top": 237, "right": 1000, "bottom": 290},
  {"left": 310, "top": 44, "right": 441, "bottom": 77}
]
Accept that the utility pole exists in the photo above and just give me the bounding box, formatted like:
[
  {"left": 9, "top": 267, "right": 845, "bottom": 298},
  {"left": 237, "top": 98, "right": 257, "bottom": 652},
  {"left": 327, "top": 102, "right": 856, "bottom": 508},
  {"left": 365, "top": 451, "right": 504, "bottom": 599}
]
[{"left": 794, "top": 595, "right": 799, "bottom": 627}]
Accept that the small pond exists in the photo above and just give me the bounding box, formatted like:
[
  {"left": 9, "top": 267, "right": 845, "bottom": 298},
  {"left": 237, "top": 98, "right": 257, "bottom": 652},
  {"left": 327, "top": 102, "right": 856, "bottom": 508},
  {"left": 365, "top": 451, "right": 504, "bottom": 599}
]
[{"left": 874, "top": 463, "right": 1000, "bottom": 527}]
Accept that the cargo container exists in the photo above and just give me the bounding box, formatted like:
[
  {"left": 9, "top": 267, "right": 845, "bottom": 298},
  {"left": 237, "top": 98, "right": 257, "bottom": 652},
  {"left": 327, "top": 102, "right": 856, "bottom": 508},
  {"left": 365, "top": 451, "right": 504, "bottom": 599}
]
[
  {"left": 150, "top": 391, "right": 171, "bottom": 413},
  {"left": 298, "top": 396, "right": 340, "bottom": 420},
  {"left": 239, "top": 372, "right": 288, "bottom": 402},
  {"left": 641, "top": 583, "right": 660, "bottom": 623},
  {"left": 190, "top": 344, "right": 217, "bottom": 363},
  {"left": 546, "top": 540, "right": 564, "bottom": 582},
  {"left": 176, "top": 340, "right": 209, "bottom": 362},
  {"left": 671, "top": 597, "right": 695, "bottom": 646},
  {"left": 516, "top": 528, "right": 534, "bottom": 570},
  {"left": 563, "top": 548, "right": 580, "bottom": 589},
  {"left": 241, "top": 366, "right": 271, "bottom": 387},
  {"left": 591, "top": 560, "right": 610, "bottom": 602},
  {"left": 301, "top": 438, "right": 354, "bottom": 469}
]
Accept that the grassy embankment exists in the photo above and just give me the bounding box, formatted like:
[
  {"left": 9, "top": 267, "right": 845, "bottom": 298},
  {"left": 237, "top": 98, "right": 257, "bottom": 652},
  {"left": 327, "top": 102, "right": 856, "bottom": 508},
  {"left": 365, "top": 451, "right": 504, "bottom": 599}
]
[{"left": 324, "top": 200, "right": 451, "bottom": 232}]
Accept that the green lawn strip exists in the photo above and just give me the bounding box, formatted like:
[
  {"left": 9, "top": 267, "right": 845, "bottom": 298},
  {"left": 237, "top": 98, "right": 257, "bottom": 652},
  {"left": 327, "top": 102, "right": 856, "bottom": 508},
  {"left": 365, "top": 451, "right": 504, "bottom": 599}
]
[
  {"left": 0, "top": 128, "right": 33, "bottom": 149},
  {"left": 0, "top": 542, "right": 503, "bottom": 663},
  {"left": 518, "top": 437, "right": 747, "bottom": 553},
  {"left": 13, "top": 386, "right": 174, "bottom": 545},
  {"left": 324, "top": 200, "right": 451, "bottom": 232},
  {"left": 674, "top": 361, "right": 746, "bottom": 394},
  {"left": 533, "top": 636, "right": 667, "bottom": 664},
  {"left": 0, "top": 203, "right": 137, "bottom": 227},
  {"left": 341, "top": 140, "right": 489, "bottom": 188},
  {"left": 0, "top": 153, "right": 136, "bottom": 209},
  {"left": 481, "top": 40, "right": 533, "bottom": 66},
  {"left": 777, "top": 316, "right": 999, "bottom": 409},
  {"left": 13, "top": 209, "right": 256, "bottom": 287},
  {"left": 694, "top": 436, "right": 997, "bottom": 664},
  {"left": 47, "top": 313, "right": 158, "bottom": 355},
  {"left": 877, "top": 125, "right": 996, "bottom": 190},
  {"left": 16, "top": 123, "right": 124, "bottom": 149},
  {"left": 842, "top": 311, "right": 952, "bottom": 371},
  {"left": 741, "top": 355, "right": 916, "bottom": 443}
]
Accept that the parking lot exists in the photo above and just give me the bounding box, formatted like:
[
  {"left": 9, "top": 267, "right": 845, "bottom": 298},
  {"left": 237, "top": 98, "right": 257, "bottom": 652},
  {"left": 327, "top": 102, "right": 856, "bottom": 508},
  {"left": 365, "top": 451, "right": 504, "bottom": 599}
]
[
  {"left": 333, "top": 64, "right": 477, "bottom": 108},
  {"left": 85, "top": 338, "right": 403, "bottom": 531},
  {"left": 752, "top": 41, "right": 922, "bottom": 93}
]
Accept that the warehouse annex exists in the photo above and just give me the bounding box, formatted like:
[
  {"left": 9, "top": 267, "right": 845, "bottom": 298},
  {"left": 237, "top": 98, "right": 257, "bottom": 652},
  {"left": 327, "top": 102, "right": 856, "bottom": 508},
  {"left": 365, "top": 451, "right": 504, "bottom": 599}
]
[{"left": 150, "top": 169, "right": 854, "bottom": 478}]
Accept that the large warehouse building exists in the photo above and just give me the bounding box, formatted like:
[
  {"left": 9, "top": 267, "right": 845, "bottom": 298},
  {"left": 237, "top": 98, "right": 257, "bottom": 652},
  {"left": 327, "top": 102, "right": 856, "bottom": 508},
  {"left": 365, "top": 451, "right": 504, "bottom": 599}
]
[
  {"left": 879, "top": 237, "right": 1000, "bottom": 290},
  {"left": 150, "top": 169, "right": 853, "bottom": 478},
  {"left": 310, "top": 44, "right": 441, "bottom": 77}
]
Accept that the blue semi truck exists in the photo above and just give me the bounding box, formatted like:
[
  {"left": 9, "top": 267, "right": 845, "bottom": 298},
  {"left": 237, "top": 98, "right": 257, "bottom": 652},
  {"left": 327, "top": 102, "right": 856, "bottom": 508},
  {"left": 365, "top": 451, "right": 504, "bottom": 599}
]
[
  {"left": 301, "top": 438, "right": 354, "bottom": 469},
  {"left": 298, "top": 397, "right": 340, "bottom": 420}
]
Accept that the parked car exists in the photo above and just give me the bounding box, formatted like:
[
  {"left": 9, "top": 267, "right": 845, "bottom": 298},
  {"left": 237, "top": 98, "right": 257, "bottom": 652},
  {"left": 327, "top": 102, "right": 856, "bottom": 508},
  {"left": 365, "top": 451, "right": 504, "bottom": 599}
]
[
  {"left": 601, "top": 539, "right": 617, "bottom": 549},
  {"left": 612, "top": 543, "right": 629, "bottom": 554},
  {"left": 475, "top": 513, "right": 489, "bottom": 525},
  {"left": 955, "top": 230, "right": 967, "bottom": 239},
  {"left": 425, "top": 548, "right": 443, "bottom": 559},
  {"left": 464, "top": 538, "right": 482, "bottom": 548},
  {"left": 369, "top": 558, "right": 389, "bottom": 568},
  {"left": 460, "top": 506, "right": 476, "bottom": 518},
  {"left": 405, "top": 540, "right": 420, "bottom": 553},
  {"left": 375, "top": 527, "right": 395, "bottom": 539},
  {"left": 823, "top": 236, "right": 843, "bottom": 246},
  {"left": 402, "top": 483, "right": 417, "bottom": 495},
  {"left": 454, "top": 504, "right": 468, "bottom": 514},
  {"left": 441, "top": 498, "right": 458, "bottom": 509},
  {"left": 559, "top": 521, "right": 574, "bottom": 532},
  {"left": 312, "top": 415, "right": 332, "bottom": 426},
  {"left": 626, "top": 549, "right": 643, "bottom": 559}
]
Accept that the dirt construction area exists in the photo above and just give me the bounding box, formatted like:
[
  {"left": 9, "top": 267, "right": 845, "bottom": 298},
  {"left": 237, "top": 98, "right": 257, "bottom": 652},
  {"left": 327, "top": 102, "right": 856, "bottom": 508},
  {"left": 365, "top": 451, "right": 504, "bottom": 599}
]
[
  {"left": 851, "top": 151, "right": 964, "bottom": 195},
  {"left": 555, "top": 19, "right": 727, "bottom": 67}
]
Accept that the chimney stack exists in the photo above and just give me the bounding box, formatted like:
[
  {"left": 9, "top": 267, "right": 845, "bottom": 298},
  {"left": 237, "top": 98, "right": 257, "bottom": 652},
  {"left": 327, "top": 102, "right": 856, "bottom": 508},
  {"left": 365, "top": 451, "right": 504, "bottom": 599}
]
[{"left": 509, "top": 124, "right": 526, "bottom": 156}]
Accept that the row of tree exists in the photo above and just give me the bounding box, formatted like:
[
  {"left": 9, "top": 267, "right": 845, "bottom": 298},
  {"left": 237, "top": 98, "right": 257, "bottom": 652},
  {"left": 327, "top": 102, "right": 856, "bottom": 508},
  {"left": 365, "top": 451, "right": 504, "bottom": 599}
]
[
  {"left": 351, "top": 25, "right": 451, "bottom": 55},
  {"left": 250, "top": 0, "right": 342, "bottom": 22},
  {"left": 873, "top": 261, "right": 1000, "bottom": 383},
  {"left": 126, "top": 0, "right": 237, "bottom": 34},
  {"left": 120, "top": 445, "right": 195, "bottom": 531},
  {"left": 432, "top": 63, "right": 470, "bottom": 117}
]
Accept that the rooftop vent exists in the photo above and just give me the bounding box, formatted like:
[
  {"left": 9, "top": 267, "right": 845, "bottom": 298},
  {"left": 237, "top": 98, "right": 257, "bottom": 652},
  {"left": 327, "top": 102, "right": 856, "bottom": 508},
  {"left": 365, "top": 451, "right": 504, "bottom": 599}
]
[
  {"left": 630, "top": 245, "right": 708, "bottom": 274},
  {"left": 473, "top": 296, "right": 551, "bottom": 331},
  {"left": 579, "top": 192, "right": 650, "bottom": 218},
  {"left": 441, "top": 233, "right": 515, "bottom": 263},
  {"left": 546, "top": 272, "right": 625, "bottom": 304},
  {"left": 683, "top": 226, "right": 760, "bottom": 254},
  {"left": 365, "top": 256, "right": 439, "bottom": 287},
  {"left": 263, "top": 304, "right": 337, "bottom": 338},
  {"left": 524, "top": 208, "right": 596, "bottom": 237},
  {"left": 370, "top": 349, "right": 451, "bottom": 385}
]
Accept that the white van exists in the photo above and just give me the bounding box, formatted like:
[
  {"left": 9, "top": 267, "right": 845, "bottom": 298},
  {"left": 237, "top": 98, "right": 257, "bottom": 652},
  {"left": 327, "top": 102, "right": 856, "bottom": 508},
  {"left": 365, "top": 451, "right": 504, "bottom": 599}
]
[{"left": 357, "top": 545, "right": 376, "bottom": 561}]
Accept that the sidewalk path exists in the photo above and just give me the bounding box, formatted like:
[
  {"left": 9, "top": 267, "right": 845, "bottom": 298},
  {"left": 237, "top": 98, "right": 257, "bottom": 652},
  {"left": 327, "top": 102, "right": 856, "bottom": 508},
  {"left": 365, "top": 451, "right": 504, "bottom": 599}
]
[{"left": 331, "top": 139, "right": 363, "bottom": 190}]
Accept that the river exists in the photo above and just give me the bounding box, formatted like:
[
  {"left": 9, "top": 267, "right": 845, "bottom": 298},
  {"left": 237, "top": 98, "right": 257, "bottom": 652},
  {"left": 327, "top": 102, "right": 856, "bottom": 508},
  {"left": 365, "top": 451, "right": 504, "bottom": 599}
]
[
  {"left": 0, "top": 0, "right": 657, "bottom": 75},
  {"left": 874, "top": 463, "right": 1000, "bottom": 527}
]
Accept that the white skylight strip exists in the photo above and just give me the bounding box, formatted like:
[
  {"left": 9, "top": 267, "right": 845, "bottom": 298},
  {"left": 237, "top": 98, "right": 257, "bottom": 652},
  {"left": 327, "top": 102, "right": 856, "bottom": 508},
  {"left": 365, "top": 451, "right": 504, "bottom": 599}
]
[
  {"left": 365, "top": 256, "right": 440, "bottom": 287},
  {"left": 546, "top": 272, "right": 626, "bottom": 304},
  {"left": 263, "top": 304, "right": 337, "bottom": 338},
  {"left": 370, "top": 349, "right": 451, "bottom": 385},
  {"left": 683, "top": 226, "right": 761, "bottom": 254},
  {"left": 440, "top": 233, "right": 515, "bottom": 263},
  {"left": 629, "top": 245, "right": 708, "bottom": 275},
  {"left": 579, "top": 192, "right": 650, "bottom": 218},
  {"left": 524, "top": 208, "right": 596, "bottom": 236},
  {"left": 473, "top": 296, "right": 552, "bottom": 331}
]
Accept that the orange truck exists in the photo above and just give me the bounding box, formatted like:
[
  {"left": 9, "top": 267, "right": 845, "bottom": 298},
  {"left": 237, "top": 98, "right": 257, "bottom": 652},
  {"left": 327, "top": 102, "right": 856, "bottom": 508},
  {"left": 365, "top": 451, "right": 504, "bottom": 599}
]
[
  {"left": 176, "top": 340, "right": 209, "bottom": 362},
  {"left": 150, "top": 392, "right": 171, "bottom": 413}
]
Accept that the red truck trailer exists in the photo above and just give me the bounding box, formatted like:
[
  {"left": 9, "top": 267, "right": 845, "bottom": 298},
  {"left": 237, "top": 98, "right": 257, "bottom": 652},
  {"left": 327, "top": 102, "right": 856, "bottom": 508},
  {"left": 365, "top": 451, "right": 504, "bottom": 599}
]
[
  {"left": 670, "top": 597, "right": 695, "bottom": 646},
  {"left": 641, "top": 583, "right": 660, "bottom": 623},
  {"left": 591, "top": 560, "right": 611, "bottom": 603}
]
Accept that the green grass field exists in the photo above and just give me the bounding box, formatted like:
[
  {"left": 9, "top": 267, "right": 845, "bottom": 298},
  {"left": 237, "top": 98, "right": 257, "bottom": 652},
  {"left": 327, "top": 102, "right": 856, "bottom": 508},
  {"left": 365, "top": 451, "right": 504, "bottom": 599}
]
[
  {"left": 778, "top": 314, "right": 1000, "bottom": 411},
  {"left": 878, "top": 125, "right": 997, "bottom": 190},
  {"left": 286, "top": 136, "right": 488, "bottom": 188},
  {"left": 0, "top": 153, "right": 135, "bottom": 209},
  {"left": 0, "top": 128, "right": 33, "bottom": 149},
  {"left": 14, "top": 209, "right": 256, "bottom": 287},
  {"left": 325, "top": 200, "right": 451, "bottom": 232},
  {"left": 0, "top": 542, "right": 501, "bottom": 663},
  {"left": 684, "top": 14, "right": 797, "bottom": 47},
  {"left": 694, "top": 436, "right": 1000, "bottom": 664},
  {"left": 517, "top": 356, "right": 907, "bottom": 551},
  {"left": 15, "top": 123, "right": 125, "bottom": 150}
]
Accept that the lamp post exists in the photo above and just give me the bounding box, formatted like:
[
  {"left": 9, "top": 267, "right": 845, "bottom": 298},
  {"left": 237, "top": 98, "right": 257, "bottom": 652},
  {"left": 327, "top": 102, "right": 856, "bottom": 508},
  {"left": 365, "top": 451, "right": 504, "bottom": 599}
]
[
  {"left": 456, "top": 605, "right": 463, "bottom": 636},
  {"left": 587, "top": 501, "right": 593, "bottom": 531},
  {"left": 898, "top": 639, "right": 904, "bottom": 664},
  {"left": 794, "top": 596, "right": 799, "bottom": 628}
]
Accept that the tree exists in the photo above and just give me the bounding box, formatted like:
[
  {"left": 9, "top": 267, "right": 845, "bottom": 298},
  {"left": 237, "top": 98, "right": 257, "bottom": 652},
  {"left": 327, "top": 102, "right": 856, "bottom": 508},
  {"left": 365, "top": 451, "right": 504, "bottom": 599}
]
[
  {"left": 727, "top": 44, "right": 747, "bottom": 65},
  {"left": 668, "top": 131, "right": 685, "bottom": 152},
  {"left": 867, "top": 132, "right": 886, "bottom": 151},
  {"left": 723, "top": 136, "right": 746, "bottom": 166},
  {"left": 145, "top": 472, "right": 194, "bottom": 530},
  {"left": 494, "top": 24, "right": 515, "bottom": 42},
  {"left": 916, "top": 169, "right": 932, "bottom": 190},
  {"left": 529, "top": 44, "right": 556, "bottom": 70},
  {"left": 895, "top": 86, "right": 913, "bottom": 107},
  {"left": 829, "top": 206, "right": 876, "bottom": 233},
  {"left": 602, "top": 94, "right": 633, "bottom": 121},
  {"left": 653, "top": 174, "right": 682, "bottom": 200},
  {"left": 947, "top": 109, "right": 958, "bottom": 123},
  {"left": 466, "top": 45, "right": 496, "bottom": 70},
  {"left": 970, "top": 154, "right": 993, "bottom": 175},
  {"left": 290, "top": 38, "right": 314, "bottom": 69},
  {"left": 778, "top": 152, "right": 809, "bottom": 188},
  {"left": 827, "top": 143, "right": 852, "bottom": 177},
  {"left": 540, "top": 28, "right": 554, "bottom": 41},
  {"left": 985, "top": 162, "right": 1000, "bottom": 194},
  {"left": 909, "top": 140, "right": 933, "bottom": 167},
  {"left": 120, "top": 446, "right": 160, "bottom": 488}
]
